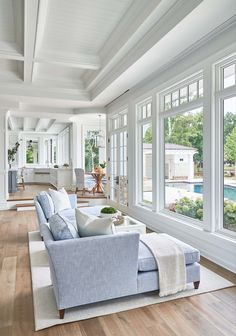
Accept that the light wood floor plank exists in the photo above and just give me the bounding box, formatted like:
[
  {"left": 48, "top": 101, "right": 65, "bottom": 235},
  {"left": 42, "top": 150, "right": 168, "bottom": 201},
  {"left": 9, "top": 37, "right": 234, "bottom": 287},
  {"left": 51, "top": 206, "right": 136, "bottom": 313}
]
[
  {"left": 0, "top": 256, "right": 17, "bottom": 329},
  {"left": 0, "top": 209, "right": 235, "bottom": 336}
]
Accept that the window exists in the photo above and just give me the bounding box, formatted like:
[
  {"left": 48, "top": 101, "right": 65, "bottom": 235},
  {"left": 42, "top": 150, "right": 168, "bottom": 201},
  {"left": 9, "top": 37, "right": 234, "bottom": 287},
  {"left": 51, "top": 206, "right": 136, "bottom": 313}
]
[
  {"left": 164, "top": 78, "right": 204, "bottom": 111},
  {"left": 44, "top": 138, "right": 57, "bottom": 165},
  {"left": 164, "top": 108, "right": 203, "bottom": 221},
  {"left": 161, "top": 75, "right": 204, "bottom": 223},
  {"left": 223, "top": 64, "right": 236, "bottom": 89},
  {"left": 223, "top": 96, "right": 236, "bottom": 232},
  {"left": 58, "top": 127, "right": 70, "bottom": 165},
  {"left": 136, "top": 98, "right": 153, "bottom": 206},
  {"left": 216, "top": 56, "right": 236, "bottom": 234},
  {"left": 85, "top": 130, "right": 100, "bottom": 172},
  {"left": 26, "top": 140, "right": 39, "bottom": 164},
  {"left": 108, "top": 110, "right": 128, "bottom": 206}
]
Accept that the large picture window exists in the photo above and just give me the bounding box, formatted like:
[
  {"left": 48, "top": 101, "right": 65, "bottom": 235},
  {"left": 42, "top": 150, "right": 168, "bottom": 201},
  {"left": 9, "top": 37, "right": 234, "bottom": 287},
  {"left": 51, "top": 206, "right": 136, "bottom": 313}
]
[
  {"left": 223, "top": 96, "right": 236, "bottom": 232},
  {"left": 164, "top": 108, "right": 203, "bottom": 221},
  {"left": 160, "top": 75, "right": 204, "bottom": 223}
]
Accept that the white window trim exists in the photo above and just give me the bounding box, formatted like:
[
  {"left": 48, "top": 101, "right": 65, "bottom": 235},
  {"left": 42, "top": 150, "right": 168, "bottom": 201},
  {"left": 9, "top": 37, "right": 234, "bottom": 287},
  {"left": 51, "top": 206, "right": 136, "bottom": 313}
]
[{"left": 136, "top": 98, "right": 154, "bottom": 209}]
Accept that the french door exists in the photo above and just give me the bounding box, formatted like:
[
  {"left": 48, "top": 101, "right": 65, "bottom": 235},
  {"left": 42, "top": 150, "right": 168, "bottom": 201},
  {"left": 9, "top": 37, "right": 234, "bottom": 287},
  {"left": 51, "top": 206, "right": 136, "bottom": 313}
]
[{"left": 109, "top": 130, "right": 128, "bottom": 206}]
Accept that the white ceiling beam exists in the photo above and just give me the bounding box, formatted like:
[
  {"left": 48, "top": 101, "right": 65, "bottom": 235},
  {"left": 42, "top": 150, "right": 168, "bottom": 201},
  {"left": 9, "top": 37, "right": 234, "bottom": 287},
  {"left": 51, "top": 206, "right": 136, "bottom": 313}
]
[
  {"left": 10, "top": 110, "right": 74, "bottom": 123},
  {"left": 32, "top": 0, "right": 49, "bottom": 81},
  {"left": 0, "top": 83, "right": 90, "bottom": 102},
  {"left": 24, "top": 0, "right": 39, "bottom": 82},
  {"left": 35, "top": 51, "right": 101, "bottom": 70},
  {"left": 46, "top": 119, "right": 56, "bottom": 133},
  {"left": 8, "top": 116, "right": 15, "bottom": 131},
  {"left": 35, "top": 118, "right": 43, "bottom": 132}
]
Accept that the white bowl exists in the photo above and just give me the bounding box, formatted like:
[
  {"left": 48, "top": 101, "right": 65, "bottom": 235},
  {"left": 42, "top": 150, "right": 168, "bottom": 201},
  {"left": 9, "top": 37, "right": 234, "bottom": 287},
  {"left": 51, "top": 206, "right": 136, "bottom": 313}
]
[{"left": 100, "top": 212, "right": 118, "bottom": 219}]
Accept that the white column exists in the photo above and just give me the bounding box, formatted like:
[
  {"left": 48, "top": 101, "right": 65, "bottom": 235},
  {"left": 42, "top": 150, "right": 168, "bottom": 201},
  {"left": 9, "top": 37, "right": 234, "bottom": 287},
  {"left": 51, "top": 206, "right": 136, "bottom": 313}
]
[
  {"left": 0, "top": 110, "right": 9, "bottom": 209},
  {"left": 72, "top": 122, "right": 83, "bottom": 169},
  {"left": 71, "top": 122, "right": 83, "bottom": 187}
]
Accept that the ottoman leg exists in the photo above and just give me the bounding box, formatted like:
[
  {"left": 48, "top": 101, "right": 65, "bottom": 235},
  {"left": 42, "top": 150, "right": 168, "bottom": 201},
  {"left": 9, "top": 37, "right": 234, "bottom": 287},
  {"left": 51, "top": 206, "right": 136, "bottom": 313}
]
[{"left": 194, "top": 281, "right": 200, "bottom": 289}]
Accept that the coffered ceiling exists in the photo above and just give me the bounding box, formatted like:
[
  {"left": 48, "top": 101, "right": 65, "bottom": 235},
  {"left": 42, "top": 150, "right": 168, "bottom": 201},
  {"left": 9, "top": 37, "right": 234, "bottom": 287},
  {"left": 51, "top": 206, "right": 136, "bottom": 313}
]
[{"left": 0, "top": 0, "right": 236, "bottom": 114}]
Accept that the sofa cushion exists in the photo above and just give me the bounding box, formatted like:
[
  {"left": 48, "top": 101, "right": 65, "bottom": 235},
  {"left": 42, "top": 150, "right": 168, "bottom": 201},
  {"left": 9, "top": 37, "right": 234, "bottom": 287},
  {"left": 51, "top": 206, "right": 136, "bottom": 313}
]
[
  {"left": 48, "top": 188, "right": 72, "bottom": 213},
  {"left": 138, "top": 235, "right": 200, "bottom": 272},
  {"left": 75, "top": 208, "right": 114, "bottom": 237},
  {"left": 58, "top": 208, "right": 75, "bottom": 222},
  {"left": 37, "top": 191, "right": 54, "bottom": 219},
  {"left": 49, "top": 213, "right": 79, "bottom": 240}
]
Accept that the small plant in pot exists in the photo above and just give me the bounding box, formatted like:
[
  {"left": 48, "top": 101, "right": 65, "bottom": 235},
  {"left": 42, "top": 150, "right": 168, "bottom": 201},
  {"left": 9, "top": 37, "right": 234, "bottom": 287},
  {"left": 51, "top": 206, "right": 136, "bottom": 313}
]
[{"left": 100, "top": 206, "right": 118, "bottom": 218}]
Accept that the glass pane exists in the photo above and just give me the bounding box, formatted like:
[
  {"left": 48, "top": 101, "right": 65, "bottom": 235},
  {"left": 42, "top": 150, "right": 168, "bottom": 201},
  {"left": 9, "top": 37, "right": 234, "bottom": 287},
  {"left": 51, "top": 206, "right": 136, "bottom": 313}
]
[
  {"left": 164, "top": 108, "right": 203, "bottom": 221},
  {"left": 223, "top": 96, "right": 236, "bottom": 232},
  {"left": 172, "top": 91, "right": 179, "bottom": 107},
  {"left": 142, "top": 123, "right": 152, "bottom": 204},
  {"left": 198, "top": 79, "right": 203, "bottom": 97},
  {"left": 142, "top": 105, "right": 147, "bottom": 119},
  {"left": 189, "top": 82, "right": 198, "bottom": 101},
  {"left": 223, "top": 64, "right": 235, "bottom": 89},
  {"left": 147, "top": 103, "right": 152, "bottom": 117},
  {"left": 180, "top": 87, "right": 188, "bottom": 104},
  {"left": 123, "top": 114, "right": 127, "bottom": 126},
  {"left": 164, "top": 94, "right": 171, "bottom": 110},
  {"left": 26, "top": 140, "right": 39, "bottom": 164},
  {"left": 85, "top": 131, "right": 99, "bottom": 172}
]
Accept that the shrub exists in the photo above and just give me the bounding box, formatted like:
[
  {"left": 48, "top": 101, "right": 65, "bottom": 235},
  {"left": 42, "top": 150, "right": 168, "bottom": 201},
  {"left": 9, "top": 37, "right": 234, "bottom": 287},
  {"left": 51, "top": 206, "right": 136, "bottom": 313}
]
[
  {"left": 101, "top": 206, "right": 117, "bottom": 214},
  {"left": 174, "top": 197, "right": 203, "bottom": 221},
  {"left": 172, "top": 197, "right": 236, "bottom": 231}
]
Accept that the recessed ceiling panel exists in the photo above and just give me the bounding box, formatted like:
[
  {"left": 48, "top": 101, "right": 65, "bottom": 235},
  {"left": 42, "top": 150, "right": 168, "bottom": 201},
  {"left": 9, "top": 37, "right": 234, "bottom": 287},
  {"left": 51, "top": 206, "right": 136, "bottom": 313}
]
[{"left": 41, "top": 0, "right": 134, "bottom": 54}]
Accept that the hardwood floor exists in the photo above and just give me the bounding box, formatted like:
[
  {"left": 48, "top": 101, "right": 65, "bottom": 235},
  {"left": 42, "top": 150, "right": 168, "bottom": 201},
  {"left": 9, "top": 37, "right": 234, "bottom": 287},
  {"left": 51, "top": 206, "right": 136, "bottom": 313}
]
[{"left": 0, "top": 210, "right": 235, "bottom": 336}]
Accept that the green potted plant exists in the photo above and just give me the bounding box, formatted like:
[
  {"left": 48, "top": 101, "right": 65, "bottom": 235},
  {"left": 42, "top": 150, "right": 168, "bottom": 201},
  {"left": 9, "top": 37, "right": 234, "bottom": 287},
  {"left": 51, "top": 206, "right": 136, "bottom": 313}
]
[
  {"left": 100, "top": 206, "right": 118, "bottom": 218},
  {"left": 8, "top": 141, "right": 21, "bottom": 169}
]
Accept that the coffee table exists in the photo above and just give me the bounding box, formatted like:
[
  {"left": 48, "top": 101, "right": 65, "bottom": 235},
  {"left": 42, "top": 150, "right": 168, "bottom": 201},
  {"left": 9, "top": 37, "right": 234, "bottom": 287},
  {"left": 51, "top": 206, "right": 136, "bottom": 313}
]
[{"left": 114, "top": 216, "right": 146, "bottom": 234}]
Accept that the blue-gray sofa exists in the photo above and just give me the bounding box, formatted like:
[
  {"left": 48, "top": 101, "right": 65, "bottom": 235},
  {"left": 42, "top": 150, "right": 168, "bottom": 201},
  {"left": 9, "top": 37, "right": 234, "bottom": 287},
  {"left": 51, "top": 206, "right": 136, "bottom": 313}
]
[{"left": 34, "top": 192, "right": 201, "bottom": 319}]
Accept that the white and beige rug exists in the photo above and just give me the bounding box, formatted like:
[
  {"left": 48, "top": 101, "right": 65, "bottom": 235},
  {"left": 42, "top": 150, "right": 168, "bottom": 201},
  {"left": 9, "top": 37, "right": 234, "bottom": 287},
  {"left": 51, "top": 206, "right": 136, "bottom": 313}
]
[{"left": 28, "top": 231, "right": 234, "bottom": 331}]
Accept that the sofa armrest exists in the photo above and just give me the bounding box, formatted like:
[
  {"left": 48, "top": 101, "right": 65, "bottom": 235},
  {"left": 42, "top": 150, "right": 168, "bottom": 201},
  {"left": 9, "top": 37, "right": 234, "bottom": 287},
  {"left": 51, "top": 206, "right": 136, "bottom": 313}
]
[
  {"left": 68, "top": 194, "right": 77, "bottom": 209},
  {"left": 45, "top": 232, "right": 140, "bottom": 309}
]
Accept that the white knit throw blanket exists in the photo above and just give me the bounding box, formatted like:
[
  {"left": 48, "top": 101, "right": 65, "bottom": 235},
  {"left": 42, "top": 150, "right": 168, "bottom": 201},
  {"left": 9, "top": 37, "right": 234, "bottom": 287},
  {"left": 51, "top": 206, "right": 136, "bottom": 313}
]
[{"left": 140, "top": 233, "right": 187, "bottom": 297}]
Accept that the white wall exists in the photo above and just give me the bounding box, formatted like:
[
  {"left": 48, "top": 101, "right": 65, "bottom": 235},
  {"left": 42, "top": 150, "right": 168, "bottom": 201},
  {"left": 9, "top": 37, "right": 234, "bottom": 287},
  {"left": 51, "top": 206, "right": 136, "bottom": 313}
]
[{"left": 106, "top": 24, "right": 236, "bottom": 272}]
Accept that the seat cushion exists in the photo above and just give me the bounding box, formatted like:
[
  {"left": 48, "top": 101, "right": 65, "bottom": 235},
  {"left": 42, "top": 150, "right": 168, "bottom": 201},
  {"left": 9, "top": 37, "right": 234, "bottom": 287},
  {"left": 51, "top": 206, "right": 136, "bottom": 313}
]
[{"left": 138, "top": 235, "right": 200, "bottom": 272}]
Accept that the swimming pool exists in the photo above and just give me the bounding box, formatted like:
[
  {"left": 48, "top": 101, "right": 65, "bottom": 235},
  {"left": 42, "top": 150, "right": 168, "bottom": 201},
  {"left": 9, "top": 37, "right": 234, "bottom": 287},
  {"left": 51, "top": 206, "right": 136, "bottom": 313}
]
[{"left": 166, "top": 182, "right": 236, "bottom": 202}]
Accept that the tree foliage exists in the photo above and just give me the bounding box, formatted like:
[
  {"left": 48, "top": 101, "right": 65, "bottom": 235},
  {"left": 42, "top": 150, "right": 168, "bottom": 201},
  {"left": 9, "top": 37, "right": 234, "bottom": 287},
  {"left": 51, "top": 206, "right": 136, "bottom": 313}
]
[
  {"left": 224, "top": 127, "right": 236, "bottom": 164},
  {"left": 85, "top": 134, "right": 99, "bottom": 172},
  {"left": 164, "top": 110, "right": 203, "bottom": 162}
]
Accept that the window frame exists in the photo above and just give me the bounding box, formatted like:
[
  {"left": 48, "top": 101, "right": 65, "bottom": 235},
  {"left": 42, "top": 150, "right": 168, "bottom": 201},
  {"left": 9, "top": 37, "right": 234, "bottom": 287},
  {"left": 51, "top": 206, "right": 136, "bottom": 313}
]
[
  {"left": 136, "top": 97, "right": 154, "bottom": 209},
  {"left": 215, "top": 55, "right": 236, "bottom": 236},
  {"left": 107, "top": 109, "right": 128, "bottom": 207},
  {"left": 159, "top": 73, "right": 204, "bottom": 227}
]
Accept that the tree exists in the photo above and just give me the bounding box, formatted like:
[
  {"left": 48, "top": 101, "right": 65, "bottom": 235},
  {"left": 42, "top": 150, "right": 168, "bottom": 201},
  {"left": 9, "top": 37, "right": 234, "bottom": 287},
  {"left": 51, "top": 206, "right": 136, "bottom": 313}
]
[
  {"left": 224, "top": 112, "right": 236, "bottom": 143},
  {"left": 225, "top": 127, "right": 236, "bottom": 176},
  {"left": 164, "top": 110, "right": 203, "bottom": 163},
  {"left": 143, "top": 126, "right": 152, "bottom": 143}
]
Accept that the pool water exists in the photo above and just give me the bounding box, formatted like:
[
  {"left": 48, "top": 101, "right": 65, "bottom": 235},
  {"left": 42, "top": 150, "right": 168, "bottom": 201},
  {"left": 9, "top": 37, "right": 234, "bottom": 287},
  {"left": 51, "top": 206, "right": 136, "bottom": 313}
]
[{"left": 166, "top": 182, "right": 236, "bottom": 202}]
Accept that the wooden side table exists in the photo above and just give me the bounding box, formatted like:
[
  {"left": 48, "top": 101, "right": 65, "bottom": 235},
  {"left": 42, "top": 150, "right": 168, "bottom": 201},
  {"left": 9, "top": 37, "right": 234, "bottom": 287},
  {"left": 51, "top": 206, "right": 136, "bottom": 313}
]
[{"left": 91, "top": 172, "right": 105, "bottom": 194}]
